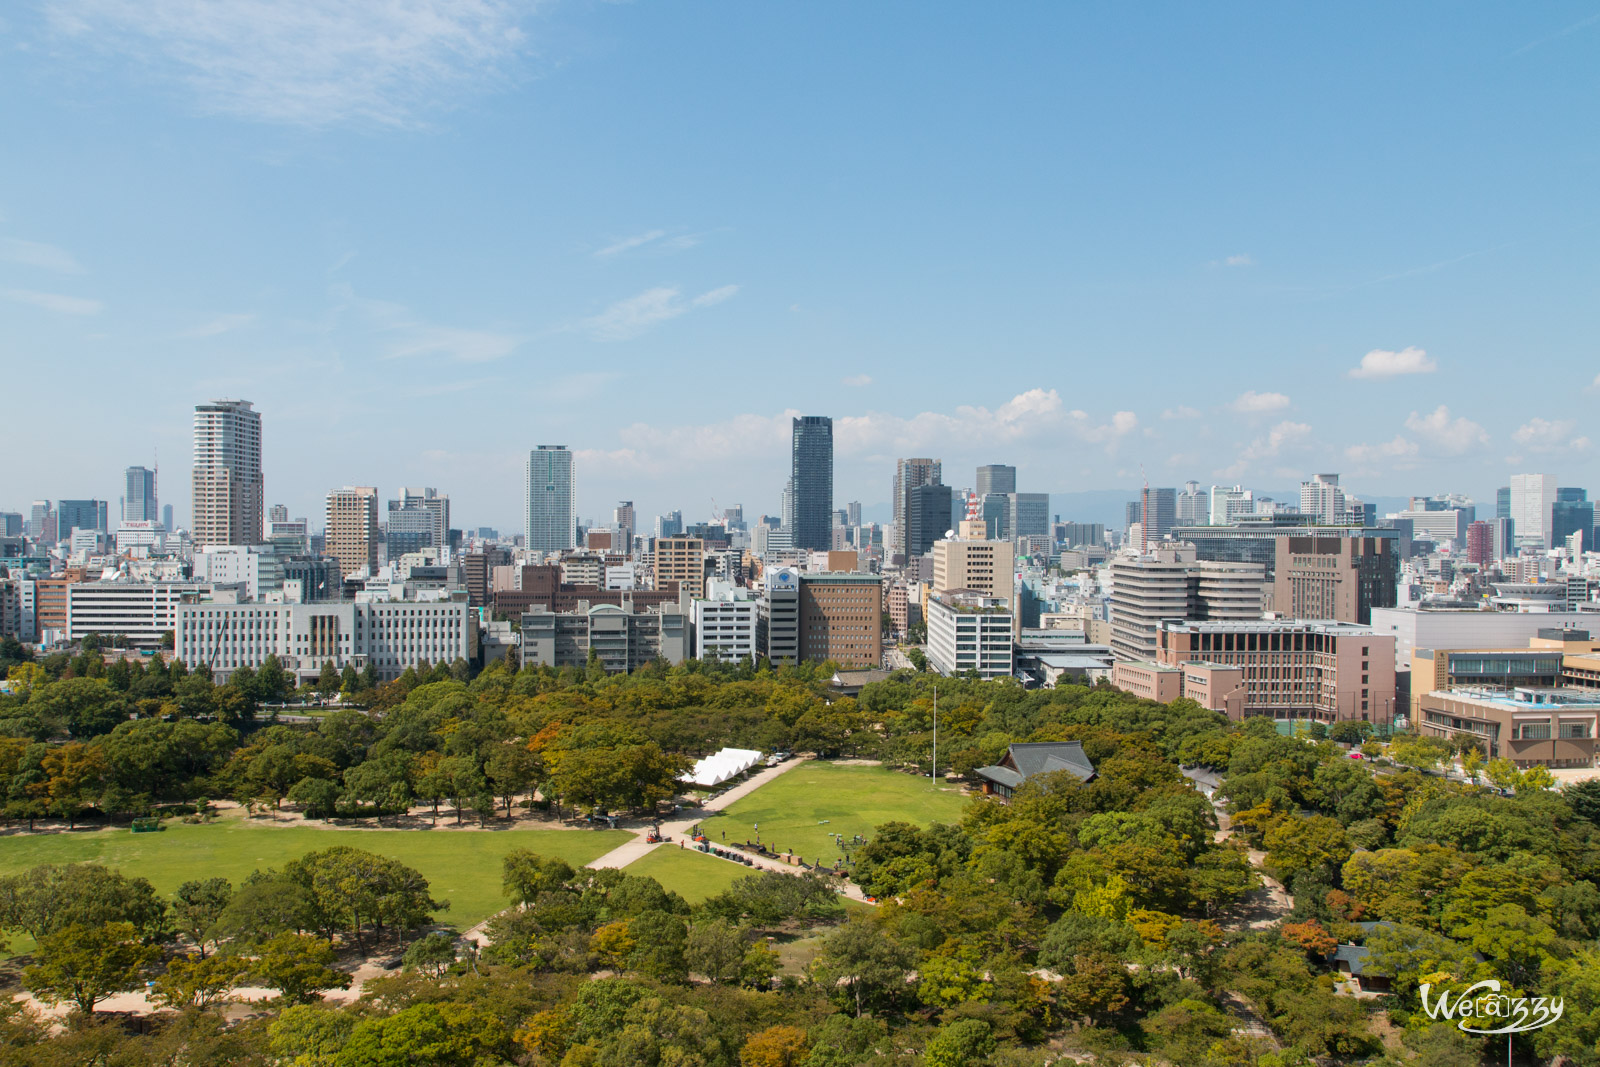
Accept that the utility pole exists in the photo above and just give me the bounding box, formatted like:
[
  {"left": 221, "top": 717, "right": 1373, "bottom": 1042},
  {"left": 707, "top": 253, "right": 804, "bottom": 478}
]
[{"left": 931, "top": 684, "right": 938, "bottom": 784}]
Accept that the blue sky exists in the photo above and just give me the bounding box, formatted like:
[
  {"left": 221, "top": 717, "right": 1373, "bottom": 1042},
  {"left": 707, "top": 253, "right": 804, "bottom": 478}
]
[{"left": 2, "top": 2, "right": 1597, "bottom": 532}]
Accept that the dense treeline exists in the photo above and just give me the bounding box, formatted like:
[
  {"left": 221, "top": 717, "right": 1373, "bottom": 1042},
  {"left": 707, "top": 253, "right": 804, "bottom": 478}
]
[{"left": 4, "top": 653, "right": 1600, "bottom": 1063}]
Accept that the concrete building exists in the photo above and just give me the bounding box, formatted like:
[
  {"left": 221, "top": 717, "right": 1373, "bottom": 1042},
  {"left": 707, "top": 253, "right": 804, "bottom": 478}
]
[
  {"left": 655, "top": 536, "right": 705, "bottom": 598},
  {"left": 123, "top": 466, "right": 158, "bottom": 524},
  {"left": 926, "top": 591, "right": 1014, "bottom": 679},
  {"left": 791, "top": 417, "right": 834, "bottom": 551},
  {"left": 1553, "top": 489, "right": 1594, "bottom": 551},
  {"left": 325, "top": 487, "right": 379, "bottom": 579},
  {"left": 1392, "top": 507, "right": 1470, "bottom": 546},
  {"left": 1272, "top": 533, "right": 1399, "bottom": 624},
  {"left": 1108, "top": 544, "right": 1265, "bottom": 661},
  {"left": 655, "top": 511, "right": 683, "bottom": 539},
  {"left": 758, "top": 567, "right": 801, "bottom": 666},
  {"left": 1509, "top": 474, "right": 1556, "bottom": 550},
  {"left": 526, "top": 445, "right": 577, "bottom": 553},
  {"left": 386, "top": 488, "right": 449, "bottom": 559},
  {"left": 1370, "top": 607, "right": 1600, "bottom": 674},
  {"left": 1008, "top": 492, "right": 1051, "bottom": 544},
  {"left": 520, "top": 601, "right": 688, "bottom": 673},
  {"left": 614, "top": 501, "right": 635, "bottom": 552},
  {"left": 1208, "top": 485, "right": 1254, "bottom": 525},
  {"left": 67, "top": 580, "right": 212, "bottom": 646},
  {"left": 694, "top": 581, "right": 758, "bottom": 663},
  {"left": 931, "top": 523, "right": 1015, "bottom": 606},
  {"left": 1176, "top": 481, "right": 1209, "bottom": 525},
  {"left": 57, "top": 499, "right": 109, "bottom": 538},
  {"left": 176, "top": 595, "right": 474, "bottom": 683},
  {"left": 1466, "top": 521, "right": 1493, "bottom": 565},
  {"left": 798, "top": 571, "right": 880, "bottom": 667},
  {"left": 1299, "top": 474, "right": 1346, "bottom": 525},
  {"left": 1410, "top": 630, "right": 1598, "bottom": 722},
  {"left": 1419, "top": 687, "right": 1598, "bottom": 768},
  {"left": 892, "top": 458, "right": 942, "bottom": 561},
  {"left": 976, "top": 464, "right": 1017, "bottom": 498},
  {"left": 192, "top": 399, "right": 263, "bottom": 547},
  {"left": 905, "top": 482, "right": 954, "bottom": 560}
]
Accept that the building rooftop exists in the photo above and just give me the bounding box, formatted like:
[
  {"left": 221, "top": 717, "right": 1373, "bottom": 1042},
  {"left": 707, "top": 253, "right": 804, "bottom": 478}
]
[
  {"left": 1433, "top": 686, "right": 1600, "bottom": 712},
  {"left": 1161, "top": 618, "right": 1376, "bottom": 636}
]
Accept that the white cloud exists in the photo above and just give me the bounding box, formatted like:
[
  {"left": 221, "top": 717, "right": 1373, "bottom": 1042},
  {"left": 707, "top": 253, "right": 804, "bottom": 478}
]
[
  {"left": 1219, "top": 420, "right": 1312, "bottom": 477},
  {"left": 1161, "top": 405, "right": 1201, "bottom": 420},
  {"left": 1349, "top": 346, "right": 1437, "bottom": 379},
  {"left": 842, "top": 374, "right": 873, "bottom": 387},
  {"left": 581, "top": 284, "right": 738, "bottom": 341},
  {"left": 175, "top": 312, "right": 255, "bottom": 338},
  {"left": 594, "top": 230, "right": 667, "bottom": 258},
  {"left": 593, "top": 230, "right": 700, "bottom": 259},
  {"left": 1345, "top": 436, "right": 1419, "bottom": 466},
  {"left": 3, "top": 288, "right": 103, "bottom": 315},
  {"left": 1591, "top": 372, "right": 1600, "bottom": 389},
  {"left": 1231, "top": 390, "right": 1290, "bottom": 414},
  {"left": 386, "top": 324, "right": 521, "bottom": 363},
  {"left": 1403, "top": 405, "right": 1488, "bottom": 454},
  {"left": 1225, "top": 253, "right": 1254, "bottom": 267},
  {"left": 46, "top": 0, "right": 534, "bottom": 128},
  {"left": 1512, "top": 417, "right": 1591, "bottom": 454},
  {"left": 0, "top": 237, "right": 84, "bottom": 273}
]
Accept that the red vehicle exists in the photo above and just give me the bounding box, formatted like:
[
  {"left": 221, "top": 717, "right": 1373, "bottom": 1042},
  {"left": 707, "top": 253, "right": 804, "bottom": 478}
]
[{"left": 1348, "top": 752, "right": 1364, "bottom": 760}]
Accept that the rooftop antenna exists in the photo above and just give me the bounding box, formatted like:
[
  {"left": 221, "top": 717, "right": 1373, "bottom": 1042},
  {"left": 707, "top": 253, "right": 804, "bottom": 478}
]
[{"left": 1139, "top": 463, "right": 1150, "bottom": 557}]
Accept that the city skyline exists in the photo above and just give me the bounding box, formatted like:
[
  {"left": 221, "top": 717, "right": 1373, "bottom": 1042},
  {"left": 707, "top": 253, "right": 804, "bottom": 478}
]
[{"left": 2, "top": 6, "right": 1596, "bottom": 526}]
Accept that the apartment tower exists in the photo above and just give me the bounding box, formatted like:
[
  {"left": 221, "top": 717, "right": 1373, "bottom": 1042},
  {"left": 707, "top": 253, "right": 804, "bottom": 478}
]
[
  {"left": 790, "top": 417, "right": 834, "bottom": 552},
  {"left": 325, "top": 487, "right": 379, "bottom": 579},
  {"left": 526, "top": 446, "right": 577, "bottom": 554},
  {"left": 191, "top": 399, "right": 263, "bottom": 546}
]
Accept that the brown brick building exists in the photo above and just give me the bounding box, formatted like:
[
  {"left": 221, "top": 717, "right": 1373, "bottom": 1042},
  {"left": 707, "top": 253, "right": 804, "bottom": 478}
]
[{"left": 799, "top": 572, "right": 882, "bottom": 668}]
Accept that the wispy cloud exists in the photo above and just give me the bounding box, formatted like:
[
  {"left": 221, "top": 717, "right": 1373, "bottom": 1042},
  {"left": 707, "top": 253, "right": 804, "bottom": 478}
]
[
  {"left": 1225, "top": 253, "right": 1254, "bottom": 267},
  {"left": 1349, "top": 346, "right": 1437, "bottom": 379},
  {"left": 1512, "top": 417, "right": 1591, "bottom": 454},
  {"left": 842, "top": 374, "right": 873, "bottom": 387},
  {"left": 175, "top": 312, "right": 255, "bottom": 338},
  {"left": 0, "top": 237, "right": 84, "bottom": 273},
  {"left": 1403, "top": 405, "right": 1487, "bottom": 455},
  {"left": 581, "top": 284, "right": 739, "bottom": 341},
  {"left": 46, "top": 0, "right": 535, "bottom": 128},
  {"left": 1219, "top": 420, "right": 1311, "bottom": 477},
  {"left": 3, "top": 288, "right": 103, "bottom": 315},
  {"left": 1345, "top": 435, "right": 1419, "bottom": 467},
  {"left": 591, "top": 229, "right": 701, "bottom": 259},
  {"left": 594, "top": 230, "right": 667, "bottom": 258},
  {"left": 1161, "top": 405, "right": 1201, "bottom": 420},
  {"left": 386, "top": 325, "right": 521, "bottom": 363},
  {"left": 1512, "top": 11, "right": 1600, "bottom": 56},
  {"left": 1231, "top": 390, "right": 1290, "bottom": 414}
]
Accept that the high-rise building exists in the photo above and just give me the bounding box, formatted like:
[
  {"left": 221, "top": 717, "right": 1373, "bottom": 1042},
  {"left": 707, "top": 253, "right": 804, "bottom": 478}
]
[
  {"left": 614, "top": 501, "right": 635, "bottom": 550},
  {"left": 1299, "top": 474, "right": 1346, "bottom": 525},
  {"left": 905, "top": 482, "right": 953, "bottom": 559},
  {"left": 932, "top": 522, "right": 1015, "bottom": 605},
  {"left": 0, "top": 513, "right": 20, "bottom": 538},
  {"left": 655, "top": 510, "right": 683, "bottom": 539},
  {"left": 1552, "top": 489, "right": 1594, "bottom": 552},
  {"left": 976, "top": 464, "right": 1017, "bottom": 498},
  {"left": 798, "top": 572, "right": 881, "bottom": 667},
  {"left": 790, "top": 416, "right": 833, "bottom": 552},
  {"left": 1176, "top": 481, "right": 1208, "bottom": 525},
  {"left": 1509, "top": 474, "right": 1556, "bottom": 550},
  {"left": 325, "top": 486, "right": 378, "bottom": 579},
  {"left": 386, "top": 488, "right": 450, "bottom": 559},
  {"left": 1489, "top": 516, "right": 1515, "bottom": 561},
  {"left": 1272, "top": 534, "right": 1398, "bottom": 625},
  {"left": 892, "top": 457, "right": 942, "bottom": 560},
  {"left": 161, "top": 505, "right": 174, "bottom": 533},
  {"left": 57, "top": 499, "right": 108, "bottom": 537},
  {"left": 655, "top": 536, "right": 705, "bottom": 598},
  {"left": 123, "top": 466, "right": 158, "bottom": 524},
  {"left": 1208, "top": 485, "right": 1254, "bottom": 525},
  {"left": 269, "top": 504, "right": 289, "bottom": 523},
  {"left": 846, "top": 501, "right": 862, "bottom": 527},
  {"left": 1108, "top": 543, "right": 1266, "bottom": 661},
  {"left": 1008, "top": 493, "right": 1051, "bottom": 543},
  {"left": 1496, "top": 486, "right": 1511, "bottom": 519},
  {"left": 526, "top": 446, "right": 576, "bottom": 553},
  {"left": 1465, "top": 521, "right": 1492, "bottom": 565},
  {"left": 1128, "top": 488, "right": 1177, "bottom": 544},
  {"left": 192, "top": 399, "right": 264, "bottom": 547}
]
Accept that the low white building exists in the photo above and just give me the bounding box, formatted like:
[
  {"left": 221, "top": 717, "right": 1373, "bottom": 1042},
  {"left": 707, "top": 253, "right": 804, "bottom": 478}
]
[
  {"left": 694, "top": 580, "right": 758, "bottom": 663},
  {"left": 67, "top": 580, "right": 212, "bottom": 646},
  {"left": 926, "top": 590, "right": 1015, "bottom": 680},
  {"left": 175, "top": 593, "right": 476, "bottom": 683}
]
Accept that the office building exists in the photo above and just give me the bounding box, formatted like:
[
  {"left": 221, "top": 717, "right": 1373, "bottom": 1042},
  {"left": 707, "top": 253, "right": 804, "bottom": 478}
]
[
  {"left": 932, "top": 522, "right": 1015, "bottom": 605},
  {"left": 926, "top": 591, "right": 1015, "bottom": 680},
  {"left": 1273, "top": 534, "right": 1398, "bottom": 625},
  {"left": 0, "top": 513, "right": 21, "bottom": 538},
  {"left": 1114, "top": 618, "right": 1396, "bottom": 724},
  {"left": 614, "top": 501, "right": 635, "bottom": 551},
  {"left": 1299, "top": 474, "right": 1346, "bottom": 525},
  {"left": 521, "top": 601, "right": 688, "bottom": 673},
  {"left": 1370, "top": 607, "right": 1600, "bottom": 674},
  {"left": 694, "top": 581, "right": 758, "bottom": 663},
  {"left": 1418, "top": 687, "right": 1597, "bottom": 769},
  {"left": 655, "top": 510, "right": 684, "bottom": 540},
  {"left": 1208, "top": 485, "right": 1254, "bottom": 526},
  {"left": 892, "top": 457, "right": 942, "bottom": 560},
  {"left": 177, "top": 595, "right": 474, "bottom": 683},
  {"left": 1392, "top": 507, "right": 1471, "bottom": 546},
  {"left": 846, "top": 501, "right": 862, "bottom": 527},
  {"left": 1176, "top": 481, "right": 1208, "bottom": 525},
  {"left": 758, "top": 567, "right": 801, "bottom": 665},
  {"left": 1553, "top": 489, "right": 1594, "bottom": 551},
  {"left": 267, "top": 516, "right": 311, "bottom": 554},
  {"left": 654, "top": 536, "right": 705, "bottom": 598},
  {"left": 1058, "top": 522, "right": 1105, "bottom": 549},
  {"left": 1129, "top": 487, "right": 1177, "bottom": 543},
  {"left": 1496, "top": 486, "right": 1511, "bottom": 519},
  {"left": 1108, "top": 544, "right": 1266, "bottom": 661},
  {"left": 790, "top": 416, "right": 834, "bottom": 551},
  {"left": 67, "top": 580, "right": 211, "bottom": 646},
  {"left": 1488, "top": 517, "right": 1515, "bottom": 561},
  {"left": 1171, "top": 517, "right": 1392, "bottom": 580},
  {"left": 26, "top": 501, "right": 54, "bottom": 542},
  {"left": 798, "top": 572, "right": 882, "bottom": 668},
  {"left": 1008, "top": 493, "right": 1051, "bottom": 544},
  {"left": 325, "top": 487, "right": 379, "bottom": 579},
  {"left": 526, "top": 445, "right": 577, "bottom": 553},
  {"left": 385, "top": 488, "right": 449, "bottom": 559},
  {"left": 57, "top": 499, "right": 108, "bottom": 538},
  {"left": 976, "top": 464, "right": 1017, "bottom": 498},
  {"left": 1466, "top": 521, "right": 1492, "bottom": 565},
  {"left": 1509, "top": 474, "right": 1556, "bottom": 550},
  {"left": 162, "top": 505, "right": 174, "bottom": 533},
  {"left": 123, "top": 466, "right": 158, "bottom": 524},
  {"left": 905, "top": 482, "right": 954, "bottom": 559},
  {"left": 981, "top": 493, "right": 1010, "bottom": 540},
  {"left": 192, "top": 399, "right": 264, "bottom": 547}
]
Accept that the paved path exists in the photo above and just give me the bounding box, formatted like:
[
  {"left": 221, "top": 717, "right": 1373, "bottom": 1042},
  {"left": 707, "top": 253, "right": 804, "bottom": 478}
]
[{"left": 584, "top": 755, "right": 875, "bottom": 904}]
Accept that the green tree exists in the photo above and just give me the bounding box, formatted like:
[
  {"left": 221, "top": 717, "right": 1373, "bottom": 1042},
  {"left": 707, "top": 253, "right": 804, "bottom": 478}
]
[
  {"left": 0, "top": 862, "right": 169, "bottom": 944},
  {"left": 316, "top": 660, "right": 341, "bottom": 696},
  {"left": 173, "top": 877, "right": 233, "bottom": 956},
  {"left": 283, "top": 846, "right": 445, "bottom": 950},
  {"left": 502, "top": 850, "right": 575, "bottom": 905},
  {"left": 740, "top": 1024, "right": 809, "bottom": 1067},
  {"left": 923, "top": 1019, "right": 995, "bottom": 1067},
  {"left": 337, "top": 1001, "right": 509, "bottom": 1067},
  {"left": 22, "top": 921, "right": 161, "bottom": 1015},
  {"left": 685, "top": 918, "right": 747, "bottom": 983},
  {"left": 402, "top": 932, "right": 458, "bottom": 978},
  {"left": 252, "top": 932, "right": 350, "bottom": 1003},
  {"left": 288, "top": 777, "right": 342, "bottom": 820},
  {"left": 811, "top": 917, "right": 917, "bottom": 1016},
  {"left": 150, "top": 952, "right": 251, "bottom": 1010},
  {"left": 270, "top": 1003, "right": 358, "bottom": 1067}
]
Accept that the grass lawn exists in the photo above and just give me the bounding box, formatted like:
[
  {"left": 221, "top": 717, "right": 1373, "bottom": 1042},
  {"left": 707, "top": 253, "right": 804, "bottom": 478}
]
[
  {"left": 695, "top": 762, "right": 970, "bottom": 868},
  {"left": 0, "top": 818, "right": 630, "bottom": 934},
  {"left": 625, "top": 845, "right": 751, "bottom": 904}
]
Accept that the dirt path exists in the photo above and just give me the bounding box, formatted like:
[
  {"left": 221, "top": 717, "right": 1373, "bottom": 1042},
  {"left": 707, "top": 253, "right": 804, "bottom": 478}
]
[{"left": 1211, "top": 800, "right": 1294, "bottom": 930}]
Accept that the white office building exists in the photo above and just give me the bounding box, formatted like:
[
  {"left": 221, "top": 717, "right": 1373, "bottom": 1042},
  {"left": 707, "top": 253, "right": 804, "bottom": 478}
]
[
  {"left": 926, "top": 590, "right": 1015, "bottom": 680},
  {"left": 1510, "top": 474, "right": 1557, "bottom": 550},
  {"left": 694, "top": 580, "right": 759, "bottom": 663},
  {"left": 67, "top": 581, "right": 212, "bottom": 646}
]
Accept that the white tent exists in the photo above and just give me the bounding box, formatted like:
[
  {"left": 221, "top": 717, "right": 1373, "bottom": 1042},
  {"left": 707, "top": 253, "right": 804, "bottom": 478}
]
[{"left": 681, "top": 747, "right": 763, "bottom": 788}]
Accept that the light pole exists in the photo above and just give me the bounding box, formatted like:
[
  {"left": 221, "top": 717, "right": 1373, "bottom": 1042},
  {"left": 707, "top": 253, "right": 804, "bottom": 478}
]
[{"left": 930, "top": 684, "right": 938, "bottom": 785}]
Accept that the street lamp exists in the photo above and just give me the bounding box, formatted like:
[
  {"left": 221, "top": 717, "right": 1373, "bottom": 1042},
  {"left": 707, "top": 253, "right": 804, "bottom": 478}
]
[{"left": 930, "top": 684, "right": 939, "bottom": 784}]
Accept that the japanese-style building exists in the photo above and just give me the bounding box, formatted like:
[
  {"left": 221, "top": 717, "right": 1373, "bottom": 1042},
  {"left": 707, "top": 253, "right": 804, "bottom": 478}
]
[{"left": 974, "top": 741, "right": 1097, "bottom": 799}]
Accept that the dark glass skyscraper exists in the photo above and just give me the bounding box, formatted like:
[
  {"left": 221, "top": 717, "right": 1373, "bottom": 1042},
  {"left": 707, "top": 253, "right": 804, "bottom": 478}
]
[{"left": 790, "top": 416, "right": 833, "bottom": 551}]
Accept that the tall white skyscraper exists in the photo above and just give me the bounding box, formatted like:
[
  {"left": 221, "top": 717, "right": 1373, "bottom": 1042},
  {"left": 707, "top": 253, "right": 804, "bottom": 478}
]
[
  {"left": 192, "top": 399, "right": 263, "bottom": 547},
  {"left": 1208, "top": 485, "right": 1253, "bottom": 526},
  {"left": 124, "top": 466, "right": 159, "bottom": 523},
  {"left": 1176, "top": 481, "right": 1208, "bottom": 525},
  {"left": 526, "top": 446, "right": 576, "bottom": 553},
  {"left": 1509, "top": 473, "right": 1556, "bottom": 550},
  {"left": 1299, "top": 473, "right": 1345, "bottom": 525}
]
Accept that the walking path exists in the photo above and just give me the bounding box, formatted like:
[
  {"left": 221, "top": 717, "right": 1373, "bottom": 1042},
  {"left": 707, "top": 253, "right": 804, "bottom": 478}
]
[{"left": 583, "top": 755, "right": 874, "bottom": 904}]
